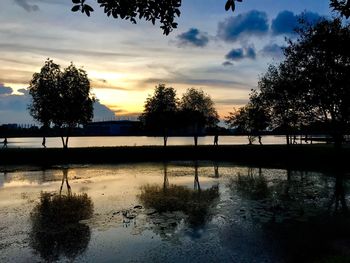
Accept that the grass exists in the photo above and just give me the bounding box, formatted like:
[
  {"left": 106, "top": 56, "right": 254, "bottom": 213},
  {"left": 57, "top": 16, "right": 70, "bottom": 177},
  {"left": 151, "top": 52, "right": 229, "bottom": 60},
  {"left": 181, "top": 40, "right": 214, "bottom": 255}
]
[{"left": 0, "top": 144, "right": 349, "bottom": 171}]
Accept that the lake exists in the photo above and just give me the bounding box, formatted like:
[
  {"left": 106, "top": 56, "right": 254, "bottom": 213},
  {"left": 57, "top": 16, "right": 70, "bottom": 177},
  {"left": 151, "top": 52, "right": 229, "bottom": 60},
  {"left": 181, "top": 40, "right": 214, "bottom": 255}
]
[
  {"left": 1, "top": 135, "right": 318, "bottom": 148},
  {"left": 0, "top": 162, "right": 349, "bottom": 262}
]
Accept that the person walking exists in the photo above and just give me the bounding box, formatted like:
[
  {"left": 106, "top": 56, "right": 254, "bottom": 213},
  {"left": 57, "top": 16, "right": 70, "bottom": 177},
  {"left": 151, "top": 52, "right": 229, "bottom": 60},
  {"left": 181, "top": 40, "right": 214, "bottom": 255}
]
[
  {"left": 42, "top": 137, "right": 46, "bottom": 148},
  {"left": 2, "top": 137, "right": 8, "bottom": 149},
  {"left": 214, "top": 134, "right": 219, "bottom": 146}
]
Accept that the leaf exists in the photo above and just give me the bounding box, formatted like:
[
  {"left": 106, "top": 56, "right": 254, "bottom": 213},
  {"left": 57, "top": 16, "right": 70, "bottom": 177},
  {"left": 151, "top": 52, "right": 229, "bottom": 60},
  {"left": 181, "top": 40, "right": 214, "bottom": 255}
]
[
  {"left": 231, "top": 1, "right": 235, "bottom": 12},
  {"left": 71, "top": 5, "right": 80, "bottom": 12},
  {"left": 72, "top": 0, "right": 80, "bottom": 3},
  {"left": 225, "top": 0, "right": 232, "bottom": 11},
  {"left": 85, "top": 5, "right": 94, "bottom": 12}
]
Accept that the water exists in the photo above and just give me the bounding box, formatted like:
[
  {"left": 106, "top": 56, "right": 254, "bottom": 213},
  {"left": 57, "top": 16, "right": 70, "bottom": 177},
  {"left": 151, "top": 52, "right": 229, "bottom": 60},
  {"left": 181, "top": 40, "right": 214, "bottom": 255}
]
[
  {"left": 1, "top": 135, "right": 302, "bottom": 148},
  {"left": 0, "top": 162, "right": 349, "bottom": 262}
]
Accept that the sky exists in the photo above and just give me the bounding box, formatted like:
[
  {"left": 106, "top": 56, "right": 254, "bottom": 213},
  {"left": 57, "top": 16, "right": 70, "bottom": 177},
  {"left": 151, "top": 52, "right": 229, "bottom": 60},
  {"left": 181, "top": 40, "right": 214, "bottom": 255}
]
[{"left": 0, "top": 0, "right": 333, "bottom": 124}]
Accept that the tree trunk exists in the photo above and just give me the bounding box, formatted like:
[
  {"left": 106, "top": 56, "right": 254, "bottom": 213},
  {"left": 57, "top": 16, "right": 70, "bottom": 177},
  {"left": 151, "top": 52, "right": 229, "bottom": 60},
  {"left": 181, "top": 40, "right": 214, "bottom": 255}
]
[
  {"left": 163, "top": 136, "right": 168, "bottom": 147},
  {"left": 194, "top": 135, "right": 198, "bottom": 146},
  {"left": 61, "top": 136, "right": 66, "bottom": 148},
  {"left": 286, "top": 134, "right": 290, "bottom": 146}
]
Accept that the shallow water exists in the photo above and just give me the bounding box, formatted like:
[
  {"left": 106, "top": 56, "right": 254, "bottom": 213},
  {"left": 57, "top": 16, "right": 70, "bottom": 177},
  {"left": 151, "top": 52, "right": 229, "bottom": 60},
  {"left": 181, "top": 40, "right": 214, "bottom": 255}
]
[{"left": 0, "top": 162, "right": 349, "bottom": 263}]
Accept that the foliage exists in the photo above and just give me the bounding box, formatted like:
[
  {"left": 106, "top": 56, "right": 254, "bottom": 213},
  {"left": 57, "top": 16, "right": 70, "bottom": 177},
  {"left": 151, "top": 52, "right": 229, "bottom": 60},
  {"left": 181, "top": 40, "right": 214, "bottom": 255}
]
[
  {"left": 179, "top": 88, "right": 219, "bottom": 145},
  {"left": 284, "top": 18, "right": 350, "bottom": 144},
  {"left": 330, "top": 0, "right": 350, "bottom": 18},
  {"left": 139, "top": 84, "right": 178, "bottom": 146},
  {"left": 225, "top": 100, "right": 269, "bottom": 144},
  {"left": 70, "top": 0, "right": 349, "bottom": 35},
  {"left": 28, "top": 59, "right": 61, "bottom": 129},
  {"left": 71, "top": 0, "right": 182, "bottom": 35},
  {"left": 28, "top": 59, "right": 95, "bottom": 148},
  {"left": 245, "top": 18, "right": 350, "bottom": 145}
]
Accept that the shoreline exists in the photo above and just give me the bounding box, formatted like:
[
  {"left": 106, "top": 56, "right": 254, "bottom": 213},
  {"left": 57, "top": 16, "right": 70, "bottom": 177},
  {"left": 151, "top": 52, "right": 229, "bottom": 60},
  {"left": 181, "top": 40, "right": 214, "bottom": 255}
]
[{"left": 0, "top": 144, "right": 349, "bottom": 172}]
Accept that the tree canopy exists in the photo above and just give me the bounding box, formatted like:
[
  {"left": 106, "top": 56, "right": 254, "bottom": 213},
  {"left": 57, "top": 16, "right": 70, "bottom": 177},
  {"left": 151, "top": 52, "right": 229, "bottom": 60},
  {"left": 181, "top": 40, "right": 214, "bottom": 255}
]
[
  {"left": 179, "top": 88, "right": 219, "bottom": 146},
  {"left": 28, "top": 59, "right": 95, "bottom": 148},
  {"left": 225, "top": 101, "right": 269, "bottom": 144},
  {"left": 71, "top": 0, "right": 349, "bottom": 35},
  {"left": 242, "top": 18, "right": 350, "bottom": 146},
  {"left": 139, "top": 84, "right": 178, "bottom": 146}
]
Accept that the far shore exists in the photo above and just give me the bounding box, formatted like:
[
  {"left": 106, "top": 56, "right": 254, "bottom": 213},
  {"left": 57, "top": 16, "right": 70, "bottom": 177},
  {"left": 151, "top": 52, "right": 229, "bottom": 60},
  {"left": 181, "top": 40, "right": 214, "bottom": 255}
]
[{"left": 0, "top": 144, "right": 349, "bottom": 172}]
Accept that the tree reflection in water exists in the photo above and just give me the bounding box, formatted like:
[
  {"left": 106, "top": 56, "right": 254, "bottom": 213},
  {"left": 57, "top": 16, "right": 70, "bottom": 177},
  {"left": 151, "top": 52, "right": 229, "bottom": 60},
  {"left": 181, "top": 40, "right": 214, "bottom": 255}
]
[
  {"left": 139, "top": 162, "right": 219, "bottom": 231},
  {"left": 30, "top": 168, "right": 94, "bottom": 262},
  {"left": 227, "top": 168, "right": 350, "bottom": 263}
]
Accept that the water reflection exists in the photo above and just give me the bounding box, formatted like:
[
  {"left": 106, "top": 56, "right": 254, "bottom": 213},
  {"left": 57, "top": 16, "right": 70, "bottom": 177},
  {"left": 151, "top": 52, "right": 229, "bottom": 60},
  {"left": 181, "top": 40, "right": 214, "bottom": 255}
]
[
  {"left": 29, "top": 169, "right": 94, "bottom": 262},
  {"left": 138, "top": 163, "right": 219, "bottom": 236},
  {"left": 226, "top": 168, "right": 350, "bottom": 262}
]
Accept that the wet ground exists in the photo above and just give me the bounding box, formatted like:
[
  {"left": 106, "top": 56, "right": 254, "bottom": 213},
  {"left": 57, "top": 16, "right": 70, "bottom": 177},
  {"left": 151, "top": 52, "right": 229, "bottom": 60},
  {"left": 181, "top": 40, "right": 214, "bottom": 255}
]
[{"left": 0, "top": 162, "right": 350, "bottom": 262}]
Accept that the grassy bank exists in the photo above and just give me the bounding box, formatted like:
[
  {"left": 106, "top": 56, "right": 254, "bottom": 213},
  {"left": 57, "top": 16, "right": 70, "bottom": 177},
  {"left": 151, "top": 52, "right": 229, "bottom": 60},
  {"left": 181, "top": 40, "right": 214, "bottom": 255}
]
[{"left": 0, "top": 144, "right": 349, "bottom": 171}]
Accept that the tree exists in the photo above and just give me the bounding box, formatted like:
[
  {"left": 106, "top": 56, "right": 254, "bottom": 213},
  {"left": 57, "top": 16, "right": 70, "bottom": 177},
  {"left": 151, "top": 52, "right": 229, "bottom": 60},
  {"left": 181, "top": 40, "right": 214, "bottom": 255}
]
[
  {"left": 70, "top": 0, "right": 349, "bottom": 35},
  {"left": 330, "top": 0, "right": 350, "bottom": 18},
  {"left": 283, "top": 18, "right": 350, "bottom": 146},
  {"left": 179, "top": 88, "right": 219, "bottom": 146},
  {"left": 225, "top": 101, "right": 269, "bottom": 145},
  {"left": 254, "top": 64, "right": 310, "bottom": 145},
  {"left": 29, "top": 59, "right": 95, "bottom": 149},
  {"left": 139, "top": 84, "right": 178, "bottom": 146},
  {"left": 28, "top": 59, "right": 61, "bottom": 147}
]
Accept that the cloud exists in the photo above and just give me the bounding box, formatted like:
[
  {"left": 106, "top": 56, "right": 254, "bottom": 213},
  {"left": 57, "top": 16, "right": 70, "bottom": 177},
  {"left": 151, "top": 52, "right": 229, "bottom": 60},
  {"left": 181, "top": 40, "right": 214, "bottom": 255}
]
[
  {"left": 245, "top": 46, "right": 256, "bottom": 59},
  {"left": 215, "top": 98, "right": 249, "bottom": 105},
  {"left": 0, "top": 83, "right": 13, "bottom": 95},
  {"left": 222, "top": 61, "right": 233, "bottom": 67},
  {"left": 14, "top": 0, "right": 39, "bottom": 12},
  {"left": 0, "top": 85, "right": 116, "bottom": 124},
  {"left": 217, "top": 10, "right": 269, "bottom": 42},
  {"left": 177, "top": 28, "right": 209, "bottom": 47},
  {"left": 271, "top": 10, "right": 323, "bottom": 35},
  {"left": 225, "top": 48, "right": 244, "bottom": 60},
  {"left": 225, "top": 46, "right": 256, "bottom": 61},
  {"left": 93, "top": 101, "right": 116, "bottom": 121},
  {"left": 261, "top": 43, "right": 285, "bottom": 58}
]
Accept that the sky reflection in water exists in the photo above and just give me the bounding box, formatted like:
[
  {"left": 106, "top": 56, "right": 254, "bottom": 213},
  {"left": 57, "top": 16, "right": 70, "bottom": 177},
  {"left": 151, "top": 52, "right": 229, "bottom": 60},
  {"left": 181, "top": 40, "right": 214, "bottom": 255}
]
[{"left": 0, "top": 163, "right": 349, "bottom": 262}]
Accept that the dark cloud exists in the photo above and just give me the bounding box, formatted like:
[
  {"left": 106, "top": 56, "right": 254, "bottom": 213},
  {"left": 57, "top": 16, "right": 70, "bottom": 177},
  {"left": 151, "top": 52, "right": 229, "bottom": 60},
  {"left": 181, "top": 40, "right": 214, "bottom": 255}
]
[
  {"left": 217, "top": 10, "right": 269, "bottom": 42},
  {"left": 0, "top": 87, "right": 116, "bottom": 124},
  {"left": 93, "top": 101, "right": 116, "bottom": 121},
  {"left": 225, "top": 48, "right": 244, "bottom": 60},
  {"left": 261, "top": 43, "right": 285, "bottom": 58},
  {"left": 177, "top": 28, "right": 209, "bottom": 47},
  {"left": 225, "top": 46, "right": 256, "bottom": 61},
  {"left": 271, "top": 10, "right": 323, "bottom": 35},
  {"left": 0, "top": 83, "right": 13, "bottom": 95},
  {"left": 222, "top": 61, "right": 233, "bottom": 67},
  {"left": 246, "top": 46, "right": 256, "bottom": 59},
  {"left": 14, "top": 0, "right": 39, "bottom": 12}
]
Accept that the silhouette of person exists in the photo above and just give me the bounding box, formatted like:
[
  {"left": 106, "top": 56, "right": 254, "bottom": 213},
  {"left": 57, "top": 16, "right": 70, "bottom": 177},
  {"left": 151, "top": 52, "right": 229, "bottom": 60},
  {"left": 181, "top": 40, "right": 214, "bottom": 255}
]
[
  {"left": 42, "top": 137, "right": 46, "bottom": 148},
  {"left": 258, "top": 135, "right": 262, "bottom": 145},
  {"left": 2, "top": 138, "right": 8, "bottom": 149},
  {"left": 214, "top": 134, "right": 219, "bottom": 146}
]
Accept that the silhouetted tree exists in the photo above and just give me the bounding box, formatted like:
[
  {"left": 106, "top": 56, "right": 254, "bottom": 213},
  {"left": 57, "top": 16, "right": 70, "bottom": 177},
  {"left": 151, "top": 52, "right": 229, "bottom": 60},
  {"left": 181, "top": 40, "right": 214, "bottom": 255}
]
[
  {"left": 139, "top": 84, "right": 178, "bottom": 146},
  {"left": 179, "top": 88, "right": 219, "bottom": 146},
  {"left": 70, "top": 0, "right": 349, "bottom": 34},
  {"left": 330, "top": 0, "right": 350, "bottom": 18},
  {"left": 28, "top": 59, "right": 61, "bottom": 147},
  {"left": 29, "top": 59, "right": 95, "bottom": 149},
  {"left": 254, "top": 63, "right": 311, "bottom": 145},
  {"left": 283, "top": 18, "right": 350, "bottom": 146},
  {"left": 225, "top": 100, "right": 269, "bottom": 145}
]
